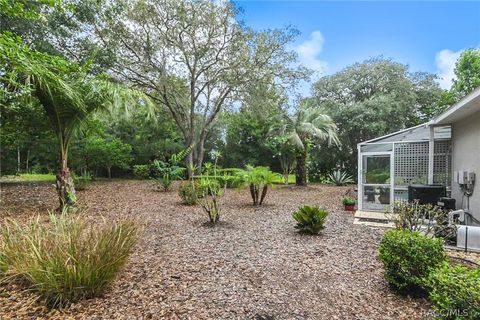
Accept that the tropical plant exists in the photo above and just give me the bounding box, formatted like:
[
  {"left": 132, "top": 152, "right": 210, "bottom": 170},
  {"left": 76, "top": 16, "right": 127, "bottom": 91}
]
[
  {"left": 272, "top": 105, "right": 339, "bottom": 186},
  {"left": 235, "top": 166, "right": 281, "bottom": 205},
  {"left": 198, "top": 151, "right": 226, "bottom": 224},
  {"left": 0, "top": 34, "right": 152, "bottom": 208},
  {"left": 0, "top": 209, "right": 139, "bottom": 308},
  {"left": 152, "top": 147, "right": 191, "bottom": 192},
  {"left": 292, "top": 205, "right": 328, "bottom": 235},
  {"left": 178, "top": 181, "right": 205, "bottom": 205},
  {"left": 378, "top": 229, "right": 446, "bottom": 291},
  {"left": 327, "top": 169, "right": 354, "bottom": 186},
  {"left": 426, "top": 263, "right": 480, "bottom": 320}
]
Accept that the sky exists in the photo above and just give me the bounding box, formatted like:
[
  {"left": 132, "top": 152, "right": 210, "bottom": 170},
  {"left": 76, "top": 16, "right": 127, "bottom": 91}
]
[{"left": 234, "top": 1, "right": 480, "bottom": 95}]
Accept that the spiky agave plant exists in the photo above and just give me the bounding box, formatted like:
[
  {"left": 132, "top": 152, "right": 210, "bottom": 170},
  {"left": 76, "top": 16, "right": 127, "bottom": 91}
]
[
  {"left": 327, "top": 169, "right": 354, "bottom": 186},
  {"left": 292, "top": 205, "right": 328, "bottom": 234}
]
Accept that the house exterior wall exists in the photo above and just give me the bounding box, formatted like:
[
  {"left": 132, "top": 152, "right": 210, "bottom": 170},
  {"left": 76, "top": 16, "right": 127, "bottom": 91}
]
[{"left": 451, "top": 111, "right": 480, "bottom": 224}]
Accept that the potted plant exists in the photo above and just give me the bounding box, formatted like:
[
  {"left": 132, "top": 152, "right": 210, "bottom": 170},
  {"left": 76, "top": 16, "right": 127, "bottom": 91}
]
[{"left": 342, "top": 197, "right": 356, "bottom": 211}]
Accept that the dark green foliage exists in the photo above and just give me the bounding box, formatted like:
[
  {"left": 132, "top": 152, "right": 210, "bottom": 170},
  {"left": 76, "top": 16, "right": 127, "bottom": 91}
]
[
  {"left": 378, "top": 230, "right": 446, "bottom": 291},
  {"left": 292, "top": 205, "right": 328, "bottom": 235},
  {"left": 426, "top": 263, "right": 480, "bottom": 320},
  {"left": 342, "top": 197, "right": 356, "bottom": 206},
  {"left": 0, "top": 211, "right": 139, "bottom": 308},
  {"left": 133, "top": 165, "right": 150, "bottom": 179}
]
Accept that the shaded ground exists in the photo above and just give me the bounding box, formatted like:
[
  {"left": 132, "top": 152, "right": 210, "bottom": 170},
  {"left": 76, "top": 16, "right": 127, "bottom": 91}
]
[{"left": 0, "top": 180, "right": 432, "bottom": 319}]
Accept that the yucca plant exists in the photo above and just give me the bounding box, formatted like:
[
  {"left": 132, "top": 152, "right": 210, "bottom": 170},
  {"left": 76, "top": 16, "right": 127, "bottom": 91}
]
[
  {"left": 0, "top": 210, "right": 139, "bottom": 308},
  {"left": 292, "top": 205, "right": 328, "bottom": 235},
  {"left": 235, "top": 166, "right": 281, "bottom": 205},
  {"left": 327, "top": 169, "right": 354, "bottom": 186}
]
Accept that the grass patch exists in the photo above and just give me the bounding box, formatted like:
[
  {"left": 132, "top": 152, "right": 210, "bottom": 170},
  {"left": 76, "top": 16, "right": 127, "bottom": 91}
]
[
  {"left": 0, "top": 173, "right": 56, "bottom": 183},
  {"left": 0, "top": 211, "right": 139, "bottom": 308},
  {"left": 271, "top": 174, "right": 295, "bottom": 184}
]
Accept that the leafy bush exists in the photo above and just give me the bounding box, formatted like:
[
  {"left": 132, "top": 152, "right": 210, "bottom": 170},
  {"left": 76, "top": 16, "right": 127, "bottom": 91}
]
[
  {"left": 178, "top": 181, "right": 205, "bottom": 205},
  {"left": 387, "top": 201, "right": 457, "bottom": 242},
  {"left": 235, "top": 166, "right": 281, "bottom": 205},
  {"left": 292, "top": 205, "right": 328, "bottom": 235},
  {"left": 342, "top": 196, "right": 356, "bottom": 206},
  {"left": 327, "top": 170, "right": 354, "bottom": 186},
  {"left": 426, "top": 263, "right": 480, "bottom": 320},
  {"left": 0, "top": 211, "right": 139, "bottom": 308},
  {"left": 133, "top": 164, "right": 150, "bottom": 179},
  {"left": 73, "top": 172, "right": 92, "bottom": 191},
  {"left": 378, "top": 229, "right": 446, "bottom": 291}
]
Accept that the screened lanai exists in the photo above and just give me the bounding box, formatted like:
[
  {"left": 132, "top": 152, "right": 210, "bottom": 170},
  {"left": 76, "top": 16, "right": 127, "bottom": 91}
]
[{"left": 357, "top": 123, "right": 452, "bottom": 212}]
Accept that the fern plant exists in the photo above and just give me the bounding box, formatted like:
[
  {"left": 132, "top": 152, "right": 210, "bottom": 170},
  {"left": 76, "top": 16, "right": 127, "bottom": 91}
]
[{"left": 292, "top": 205, "right": 328, "bottom": 235}]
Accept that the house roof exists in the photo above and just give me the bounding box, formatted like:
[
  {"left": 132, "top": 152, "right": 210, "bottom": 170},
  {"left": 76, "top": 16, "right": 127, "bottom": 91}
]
[{"left": 434, "top": 87, "right": 480, "bottom": 125}]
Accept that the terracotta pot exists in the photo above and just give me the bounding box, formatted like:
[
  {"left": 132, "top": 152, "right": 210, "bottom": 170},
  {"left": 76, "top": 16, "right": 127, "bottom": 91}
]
[{"left": 344, "top": 204, "right": 355, "bottom": 212}]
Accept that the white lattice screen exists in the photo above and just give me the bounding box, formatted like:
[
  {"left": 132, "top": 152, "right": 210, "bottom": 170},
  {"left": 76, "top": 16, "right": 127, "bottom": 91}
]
[
  {"left": 433, "top": 140, "right": 452, "bottom": 186},
  {"left": 394, "top": 142, "right": 429, "bottom": 186}
]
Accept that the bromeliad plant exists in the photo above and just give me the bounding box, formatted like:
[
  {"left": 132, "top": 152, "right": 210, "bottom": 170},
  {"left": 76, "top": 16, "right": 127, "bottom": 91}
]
[
  {"left": 292, "top": 205, "right": 328, "bottom": 235},
  {"left": 235, "top": 166, "right": 281, "bottom": 205}
]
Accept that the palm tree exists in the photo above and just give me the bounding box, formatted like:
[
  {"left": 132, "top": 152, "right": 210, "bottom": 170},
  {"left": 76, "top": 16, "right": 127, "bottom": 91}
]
[
  {"left": 274, "top": 106, "right": 340, "bottom": 186},
  {"left": 1, "top": 34, "right": 152, "bottom": 208}
]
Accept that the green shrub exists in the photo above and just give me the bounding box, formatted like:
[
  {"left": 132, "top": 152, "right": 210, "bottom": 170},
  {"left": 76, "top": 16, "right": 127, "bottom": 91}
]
[
  {"left": 73, "top": 172, "right": 92, "bottom": 191},
  {"left": 133, "top": 165, "right": 150, "bottom": 179},
  {"left": 292, "top": 205, "right": 328, "bottom": 235},
  {"left": 378, "top": 230, "right": 446, "bottom": 291},
  {"left": 426, "top": 263, "right": 480, "bottom": 320},
  {"left": 0, "top": 211, "right": 139, "bottom": 308},
  {"left": 342, "top": 196, "right": 356, "bottom": 206},
  {"left": 178, "top": 181, "right": 205, "bottom": 205}
]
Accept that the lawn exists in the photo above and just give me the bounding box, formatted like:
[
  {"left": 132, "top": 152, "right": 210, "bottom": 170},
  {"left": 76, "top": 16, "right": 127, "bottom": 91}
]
[
  {"left": 0, "top": 180, "right": 432, "bottom": 319},
  {"left": 0, "top": 173, "right": 56, "bottom": 183}
]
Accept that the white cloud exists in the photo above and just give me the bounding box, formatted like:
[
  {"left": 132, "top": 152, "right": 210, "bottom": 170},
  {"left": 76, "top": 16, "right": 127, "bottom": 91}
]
[
  {"left": 296, "top": 31, "right": 328, "bottom": 75},
  {"left": 435, "top": 49, "right": 462, "bottom": 90}
]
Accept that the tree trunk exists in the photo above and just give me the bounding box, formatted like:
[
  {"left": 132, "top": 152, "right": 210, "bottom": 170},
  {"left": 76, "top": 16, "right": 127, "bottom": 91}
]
[
  {"left": 26, "top": 148, "right": 30, "bottom": 172},
  {"left": 56, "top": 156, "right": 76, "bottom": 209},
  {"left": 296, "top": 150, "right": 307, "bottom": 186},
  {"left": 250, "top": 184, "right": 257, "bottom": 205},
  {"left": 195, "top": 132, "right": 207, "bottom": 175},
  {"left": 17, "top": 146, "right": 21, "bottom": 173},
  {"left": 259, "top": 185, "right": 268, "bottom": 205},
  {"left": 107, "top": 166, "right": 112, "bottom": 178}
]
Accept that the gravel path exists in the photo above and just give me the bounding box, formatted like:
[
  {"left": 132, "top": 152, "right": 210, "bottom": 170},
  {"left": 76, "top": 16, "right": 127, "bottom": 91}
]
[{"left": 0, "top": 180, "right": 432, "bottom": 319}]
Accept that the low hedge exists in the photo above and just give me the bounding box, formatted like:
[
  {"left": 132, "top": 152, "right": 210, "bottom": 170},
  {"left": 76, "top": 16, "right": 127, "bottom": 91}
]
[{"left": 378, "top": 229, "right": 446, "bottom": 291}]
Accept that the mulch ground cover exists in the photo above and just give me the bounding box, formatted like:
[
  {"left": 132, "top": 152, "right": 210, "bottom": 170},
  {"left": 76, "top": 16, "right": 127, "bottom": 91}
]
[{"left": 0, "top": 180, "right": 437, "bottom": 319}]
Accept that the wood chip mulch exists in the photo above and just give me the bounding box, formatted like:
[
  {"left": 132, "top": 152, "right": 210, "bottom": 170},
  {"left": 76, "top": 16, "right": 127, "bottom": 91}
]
[{"left": 0, "top": 180, "right": 435, "bottom": 319}]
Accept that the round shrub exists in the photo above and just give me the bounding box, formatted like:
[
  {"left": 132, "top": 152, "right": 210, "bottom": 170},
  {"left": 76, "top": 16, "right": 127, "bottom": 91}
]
[
  {"left": 133, "top": 164, "right": 150, "bottom": 179},
  {"left": 378, "top": 229, "right": 446, "bottom": 291},
  {"left": 426, "top": 263, "right": 480, "bottom": 320}
]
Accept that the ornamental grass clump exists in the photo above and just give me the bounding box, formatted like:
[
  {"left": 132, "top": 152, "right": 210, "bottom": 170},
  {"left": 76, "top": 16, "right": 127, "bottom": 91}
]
[
  {"left": 292, "top": 205, "right": 328, "bottom": 235},
  {"left": 0, "top": 210, "right": 139, "bottom": 308}
]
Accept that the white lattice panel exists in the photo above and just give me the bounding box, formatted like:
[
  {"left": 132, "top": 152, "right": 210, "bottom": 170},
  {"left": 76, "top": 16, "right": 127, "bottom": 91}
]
[
  {"left": 433, "top": 140, "right": 452, "bottom": 186},
  {"left": 394, "top": 142, "right": 429, "bottom": 186}
]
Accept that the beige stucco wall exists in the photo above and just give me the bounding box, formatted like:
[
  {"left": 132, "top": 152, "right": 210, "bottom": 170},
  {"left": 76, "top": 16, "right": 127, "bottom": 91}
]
[{"left": 451, "top": 111, "right": 480, "bottom": 224}]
